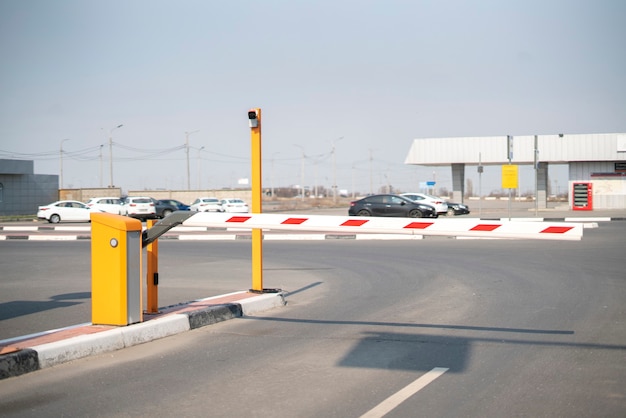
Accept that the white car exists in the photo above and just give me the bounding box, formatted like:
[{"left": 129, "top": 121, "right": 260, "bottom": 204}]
[
  {"left": 120, "top": 196, "right": 157, "bottom": 220},
  {"left": 220, "top": 198, "right": 249, "bottom": 213},
  {"left": 400, "top": 193, "right": 448, "bottom": 215},
  {"left": 190, "top": 197, "right": 224, "bottom": 212},
  {"left": 85, "top": 197, "right": 123, "bottom": 214},
  {"left": 37, "top": 200, "right": 95, "bottom": 223}
]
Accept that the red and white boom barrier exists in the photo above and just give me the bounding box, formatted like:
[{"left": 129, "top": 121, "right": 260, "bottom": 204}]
[{"left": 182, "top": 213, "right": 583, "bottom": 241}]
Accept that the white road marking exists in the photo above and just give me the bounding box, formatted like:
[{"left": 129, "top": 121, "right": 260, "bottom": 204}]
[{"left": 360, "top": 367, "right": 449, "bottom": 418}]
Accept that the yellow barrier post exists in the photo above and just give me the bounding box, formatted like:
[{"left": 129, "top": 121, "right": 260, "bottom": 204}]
[
  {"left": 145, "top": 219, "right": 159, "bottom": 314},
  {"left": 248, "top": 108, "right": 263, "bottom": 292},
  {"left": 91, "top": 212, "right": 143, "bottom": 326}
]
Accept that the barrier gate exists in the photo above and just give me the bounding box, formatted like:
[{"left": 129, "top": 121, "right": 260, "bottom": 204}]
[{"left": 91, "top": 211, "right": 584, "bottom": 326}]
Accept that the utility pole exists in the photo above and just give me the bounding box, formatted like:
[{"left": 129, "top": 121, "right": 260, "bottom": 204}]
[
  {"left": 99, "top": 144, "right": 104, "bottom": 188},
  {"left": 59, "top": 138, "right": 70, "bottom": 189},
  {"left": 107, "top": 124, "right": 123, "bottom": 188},
  {"left": 294, "top": 145, "right": 305, "bottom": 200},
  {"left": 185, "top": 130, "right": 200, "bottom": 190}
]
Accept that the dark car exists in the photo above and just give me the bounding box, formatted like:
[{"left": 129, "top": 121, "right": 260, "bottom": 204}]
[
  {"left": 157, "top": 199, "right": 190, "bottom": 211},
  {"left": 149, "top": 198, "right": 179, "bottom": 218},
  {"left": 445, "top": 202, "right": 470, "bottom": 216},
  {"left": 348, "top": 194, "right": 438, "bottom": 218}
]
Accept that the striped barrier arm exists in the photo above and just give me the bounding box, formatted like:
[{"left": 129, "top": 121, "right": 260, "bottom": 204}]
[{"left": 181, "top": 212, "right": 583, "bottom": 241}]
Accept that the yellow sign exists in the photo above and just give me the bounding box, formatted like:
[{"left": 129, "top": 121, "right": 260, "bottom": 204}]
[{"left": 501, "top": 165, "right": 518, "bottom": 189}]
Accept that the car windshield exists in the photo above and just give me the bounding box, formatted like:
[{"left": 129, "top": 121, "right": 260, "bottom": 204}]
[{"left": 132, "top": 198, "right": 151, "bottom": 204}]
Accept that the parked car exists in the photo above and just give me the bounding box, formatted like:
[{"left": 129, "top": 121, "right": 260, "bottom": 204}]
[
  {"left": 190, "top": 197, "right": 224, "bottom": 212},
  {"left": 348, "top": 194, "right": 438, "bottom": 218},
  {"left": 400, "top": 193, "right": 448, "bottom": 215},
  {"left": 37, "top": 200, "right": 95, "bottom": 223},
  {"left": 149, "top": 198, "right": 179, "bottom": 218},
  {"left": 85, "top": 197, "right": 123, "bottom": 214},
  {"left": 156, "top": 199, "right": 190, "bottom": 211},
  {"left": 120, "top": 196, "right": 157, "bottom": 220},
  {"left": 445, "top": 201, "right": 470, "bottom": 216},
  {"left": 220, "top": 198, "right": 249, "bottom": 213}
]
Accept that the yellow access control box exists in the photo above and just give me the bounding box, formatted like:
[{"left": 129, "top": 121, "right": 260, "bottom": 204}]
[{"left": 91, "top": 212, "right": 143, "bottom": 326}]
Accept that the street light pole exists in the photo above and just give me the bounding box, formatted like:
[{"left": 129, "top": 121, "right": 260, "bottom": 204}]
[
  {"left": 197, "top": 146, "right": 204, "bottom": 189},
  {"left": 369, "top": 149, "right": 374, "bottom": 195},
  {"left": 185, "top": 130, "right": 200, "bottom": 190},
  {"left": 108, "top": 124, "right": 123, "bottom": 188},
  {"left": 59, "top": 138, "right": 70, "bottom": 189},
  {"left": 331, "top": 136, "right": 344, "bottom": 203},
  {"left": 271, "top": 152, "right": 280, "bottom": 198}
]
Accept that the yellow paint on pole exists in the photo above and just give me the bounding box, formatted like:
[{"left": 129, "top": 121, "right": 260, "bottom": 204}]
[
  {"left": 249, "top": 108, "right": 263, "bottom": 291},
  {"left": 146, "top": 219, "right": 159, "bottom": 314},
  {"left": 501, "top": 164, "right": 519, "bottom": 189}
]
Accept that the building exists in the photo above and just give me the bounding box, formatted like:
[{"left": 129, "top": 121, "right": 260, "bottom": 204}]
[
  {"left": 0, "top": 159, "right": 59, "bottom": 216},
  {"left": 404, "top": 133, "right": 626, "bottom": 210}
]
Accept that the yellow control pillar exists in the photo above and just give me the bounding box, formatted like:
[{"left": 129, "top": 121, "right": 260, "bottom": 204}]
[
  {"left": 145, "top": 219, "right": 159, "bottom": 314},
  {"left": 248, "top": 108, "right": 263, "bottom": 292},
  {"left": 91, "top": 212, "right": 143, "bottom": 326}
]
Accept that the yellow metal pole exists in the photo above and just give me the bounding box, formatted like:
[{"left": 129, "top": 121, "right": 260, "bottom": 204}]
[
  {"left": 250, "top": 108, "right": 263, "bottom": 292},
  {"left": 146, "top": 219, "right": 159, "bottom": 313}
]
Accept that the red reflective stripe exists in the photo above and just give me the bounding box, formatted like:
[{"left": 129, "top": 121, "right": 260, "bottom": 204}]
[
  {"left": 341, "top": 219, "right": 368, "bottom": 227},
  {"left": 470, "top": 224, "right": 501, "bottom": 231},
  {"left": 404, "top": 222, "right": 435, "bottom": 229},
  {"left": 282, "top": 218, "right": 308, "bottom": 225},
  {"left": 227, "top": 216, "right": 252, "bottom": 223},
  {"left": 541, "top": 226, "right": 574, "bottom": 234}
]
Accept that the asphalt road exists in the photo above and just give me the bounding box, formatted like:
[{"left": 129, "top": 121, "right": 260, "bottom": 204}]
[{"left": 1, "top": 222, "right": 625, "bottom": 416}]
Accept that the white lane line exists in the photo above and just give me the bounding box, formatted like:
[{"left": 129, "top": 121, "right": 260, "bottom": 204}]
[{"left": 360, "top": 367, "right": 449, "bottom": 418}]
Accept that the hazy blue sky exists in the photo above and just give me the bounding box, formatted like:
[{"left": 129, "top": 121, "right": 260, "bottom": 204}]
[{"left": 1, "top": 0, "right": 624, "bottom": 196}]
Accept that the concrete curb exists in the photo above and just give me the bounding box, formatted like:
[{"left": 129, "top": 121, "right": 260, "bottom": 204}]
[{"left": 0, "top": 292, "right": 286, "bottom": 380}]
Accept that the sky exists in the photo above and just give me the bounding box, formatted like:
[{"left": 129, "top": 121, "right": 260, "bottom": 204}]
[{"left": 1, "top": 0, "right": 625, "bottom": 197}]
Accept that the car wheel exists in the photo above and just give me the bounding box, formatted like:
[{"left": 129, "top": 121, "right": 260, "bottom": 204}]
[
  {"left": 446, "top": 208, "right": 455, "bottom": 217},
  {"left": 408, "top": 209, "right": 423, "bottom": 218},
  {"left": 162, "top": 209, "right": 172, "bottom": 217},
  {"left": 356, "top": 209, "right": 371, "bottom": 216},
  {"left": 49, "top": 214, "right": 61, "bottom": 224}
]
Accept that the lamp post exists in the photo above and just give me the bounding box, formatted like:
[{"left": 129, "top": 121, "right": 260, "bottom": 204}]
[
  {"left": 185, "top": 130, "right": 200, "bottom": 190},
  {"left": 331, "top": 136, "right": 344, "bottom": 203},
  {"left": 294, "top": 145, "right": 305, "bottom": 200},
  {"left": 59, "top": 138, "right": 70, "bottom": 189},
  {"left": 369, "top": 149, "right": 374, "bottom": 195},
  {"left": 197, "top": 146, "right": 204, "bottom": 189},
  {"left": 107, "top": 124, "right": 123, "bottom": 188},
  {"left": 271, "top": 152, "right": 280, "bottom": 198}
]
